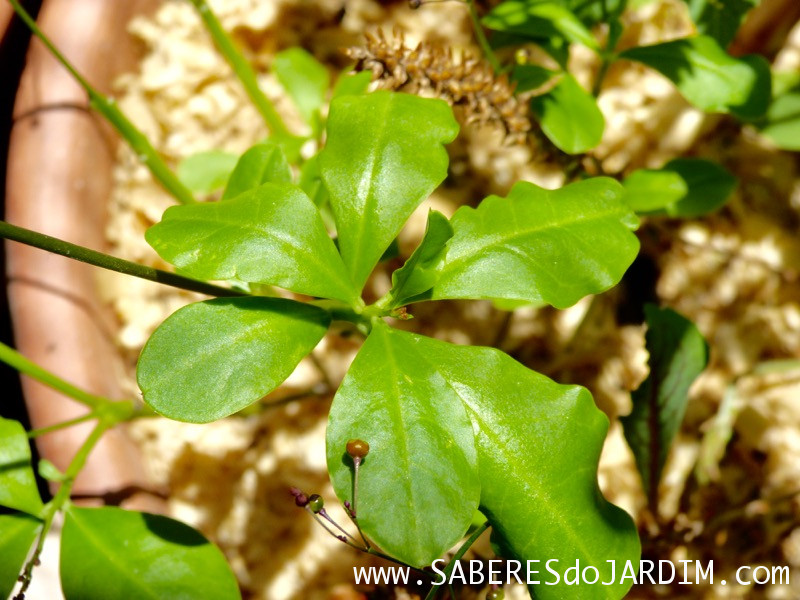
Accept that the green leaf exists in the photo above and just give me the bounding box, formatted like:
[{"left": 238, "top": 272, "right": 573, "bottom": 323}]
[
  {"left": 683, "top": 0, "right": 758, "bottom": 48},
  {"left": 273, "top": 47, "right": 329, "bottom": 132},
  {"left": 623, "top": 168, "right": 688, "bottom": 213},
  {"left": 146, "top": 182, "right": 358, "bottom": 305},
  {"left": 387, "top": 210, "right": 453, "bottom": 308},
  {"left": 530, "top": 72, "right": 605, "bottom": 153},
  {"left": 0, "top": 417, "right": 44, "bottom": 516},
  {"left": 60, "top": 506, "right": 240, "bottom": 600},
  {"left": 659, "top": 158, "right": 737, "bottom": 217},
  {"left": 221, "top": 143, "right": 291, "bottom": 201},
  {"left": 564, "top": 0, "right": 627, "bottom": 26},
  {"left": 332, "top": 69, "right": 372, "bottom": 99},
  {"left": 511, "top": 64, "right": 556, "bottom": 92},
  {"left": 620, "top": 35, "right": 771, "bottom": 120},
  {"left": 319, "top": 91, "right": 459, "bottom": 290},
  {"left": 482, "top": 0, "right": 599, "bottom": 51},
  {"left": 177, "top": 150, "right": 239, "bottom": 194},
  {"left": 298, "top": 154, "right": 328, "bottom": 207},
  {"left": 327, "top": 323, "right": 480, "bottom": 568},
  {"left": 431, "top": 178, "right": 639, "bottom": 309},
  {"left": 330, "top": 329, "right": 640, "bottom": 598},
  {"left": 0, "top": 512, "right": 41, "bottom": 599},
  {"left": 137, "top": 297, "right": 329, "bottom": 423},
  {"left": 621, "top": 305, "right": 708, "bottom": 510},
  {"left": 760, "top": 92, "right": 800, "bottom": 151}
]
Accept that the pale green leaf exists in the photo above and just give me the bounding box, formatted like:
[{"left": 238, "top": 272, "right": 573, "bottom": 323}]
[
  {"left": 621, "top": 305, "right": 708, "bottom": 510},
  {"left": 0, "top": 417, "right": 44, "bottom": 516},
  {"left": 0, "top": 512, "right": 41, "bottom": 599},
  {"left": 683, "top": 0, "right": 758, "bottom": 47},
  {"left": 327, "top": 323, "right": 479, "bottom": 568},
  {"left": 622, "top": 168, "right": 688, "bottom": 213},
  {"left": 483, "top": 0, "right": 600, "bottom": 50},
  {"left": 146, "top": 182, "right": 358, "bottom": 305},
  {"left": 177, "top": 150, "right": 238, "bottom": 193},
  {"left": 332, "top": 69, "right": 372, "bottom": 99},
  {"left": 273, "top": 47, "right": 329, "bottom": 130},
  {"left": 298, "top": 154, "right": 328, "bottom": 207},
  {"left": 432, "top": 178, "right": 640, "bottom": 309},
  {"left": 61, "top": 506, "right": 240, "bottom": 600},
  {"left": 137, "top": 297, "right": 329, "bottom": 423},
  {"left": 530, "top": 72, "right": 605, "bottom": 153},
  {"left": 387, "top": 210, "right": 453, "bottom": 307},
  {"left": 621, "top": 35, "right": 771, "bottom": 119},
  {"left": 38, "top": 458, "right": 66, "bottom": 482},
  {"left": 760, "top": 92, "right": 800, "bottom": 151},
  {"left": 319, "top": 91, "right": 459, "bottom": 290},
  {"left": 221, "top": 143, "right": 291, "bottom": 201}
]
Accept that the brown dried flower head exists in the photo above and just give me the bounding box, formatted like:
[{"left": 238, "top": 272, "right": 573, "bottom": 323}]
[{"left": 345, "top": 29, "right": 532, "bottom": 145}]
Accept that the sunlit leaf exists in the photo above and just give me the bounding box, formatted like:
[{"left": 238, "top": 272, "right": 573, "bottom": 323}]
[
  {"left": 0, "top": 512, "right": 41, "bottom": 599},
  {"left": 147, "top": 182, "right": 358, "bottom": 304},
  {"left": 483, "top": 0, "right": 599, "bottom": 50},
  {"left": 432, "top": 178, "right": 639, "bottom": 309},
  {"left": 274, "top": 47, "right": 329, "bottom": 132},
  {"left": 138, "top": 297, "right": 329, "bottom": 423},
  {"left": 61, "top": 506, "right": 240, "bottom": 600},
  {"left": 221, "top": 143, "right": 291, "bottom": 201},
  {"left": 319, "top": 91, "right": 459, "bottom": 290},
  {"left": 177, "top": 150, "right": 238, "bottom": 193},
  {"left": 0, "top": 417, "right": 43, "bottom": 516}
]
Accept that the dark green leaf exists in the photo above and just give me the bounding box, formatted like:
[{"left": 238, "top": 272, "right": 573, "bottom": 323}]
[
  {"left": 620, "top": 35, "right": 771, "bottom": 120},
  {"left": 221, "top": 143, "right": 291, "bottom": 201},
  {"left": 622, "top": 168, "right": 688, "bottom": 213},
  {"left": 332, "top": 70, "right": 372, "bottom": 99},
  {"left": 760, "top": 92, "right": 800, "bottom": 151},
  {"left": 387, "top": 210, "right": 453, "bottom": 307},
  {"left": 683, "top": 0, "right": 758, "bottom": 47},
  {"left": 177, "top": 151, "right": 239, "bottom": 194},
  {"left": 432, "top": 178, "right": 639, "bottom": 309},
  {"left": 273, "top": 47, "right": 329, "bottom": 131},
  {"left": 327, "top": 323, "right": 479, "bottom": 567},
  {"left": 564, "top": 0, "right": 627, "bottom": 26},
  {"left": 511, "top": 64, "right": 556, "bottom": 92},
  {"left": 137, "top": 297, "right": 329, "bottom": 423},
  {"left": 0, "top": 512, "right": 41, "bottom": 598},
  {"left": 483, "top": 0, "right": 599, "bottom": 51},
  {"left": 621, "top": 305, "right": 709, "bottom": 511},
  {"left": 298, "top": 154, "right": 328, "bottom": 207},
  {"left": 0, "top": 417, "right": 43, "bottom": 516},
  {"left": 146, "top": 182, "right": 358, "bottom": 305},
  {"left": 530, "top": 72, "right": 605, "bottom": 153},
  {"left": 319, "top": 91, "right": 459, "bottom": 290},
  {"left": 660, "top": 158, "right": 737, "bottom": 217},
  {"left": 60, "top": 506, "right": 240, "bottom": 600},
  {"left": 490, "top": 31, "right": 570, "bottom": 67}
]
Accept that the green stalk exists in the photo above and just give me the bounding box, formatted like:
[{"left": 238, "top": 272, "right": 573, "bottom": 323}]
[
  {"left": 0, "top": 341, "right": 106, "bottom": 410},
  {"left": 187, "top": 0, "right": 290, "bottom": 138},
  {"left": 27, "top": 413, "right": 97, "bottom": 438},
  {"left": 466, "top": 0, "right": 501, "bottom": 72},
  {"left": 8, "top": 0, "right": 195, "bottom": 205},
  {"left": 17, "top": 420, "right": 112, "bottom": 598},
  {"left": 0, "top": 220, "right": 245, "bottom": 298},
  {"left": 423, "top": 520, "right": 491, "bottom": 600}
]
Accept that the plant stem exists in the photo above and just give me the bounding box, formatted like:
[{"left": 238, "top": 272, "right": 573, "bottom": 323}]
[
  {"left": 27, "top": 413, "right": 97, "bottom": 438},
  {"left": 187, "top": 0, "right": 290, "bottom": 138},
  {"left": 8, "top": 0, "right": 196, "bottom": 205},
  {"left": 466, "top": 0, "right": 501, "bottom": 72},
  {"left": 0, "top": 341, "right": 106, "bottom": 410},
  {"left": 0, "top": 220, "right": 245, "bottom": 298},
  {"left": 424, "top": 520, "right": 490, "bottom": 600},
  {"left": 16, "top": 419, "right": 111, "bottom": 598}
]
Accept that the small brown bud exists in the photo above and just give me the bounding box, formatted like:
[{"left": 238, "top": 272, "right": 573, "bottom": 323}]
[{"left": 346, "top": 439, "right": 370, "bottom": 460}]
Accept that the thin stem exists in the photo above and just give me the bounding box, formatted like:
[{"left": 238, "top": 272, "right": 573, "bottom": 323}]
[
  {"left": 16, "top": 419, "right": 111, "bottom": 598},
  {"left": 8, "top": 0, "right": 196, "bottom": 204},
  {"left": 187, "top": 0, "right": 290, "bottom": 138},
  {"left": 307, "top": 509, "right": 366, "bottom": 551},
  {"left": 466, "top": 0, "right": 501, "bottom": 72},
  {"left": 27, "top": 413, "right": 96, "bottom": 438},
  {"left": 0, "top": 220, "right": 245, "bottom": 298},
  {"left": 424, "top": 521, "right": 491, "bottom": 600},
  {"left": 0, "top": 341, "right": 106, "bottom": 410}
]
